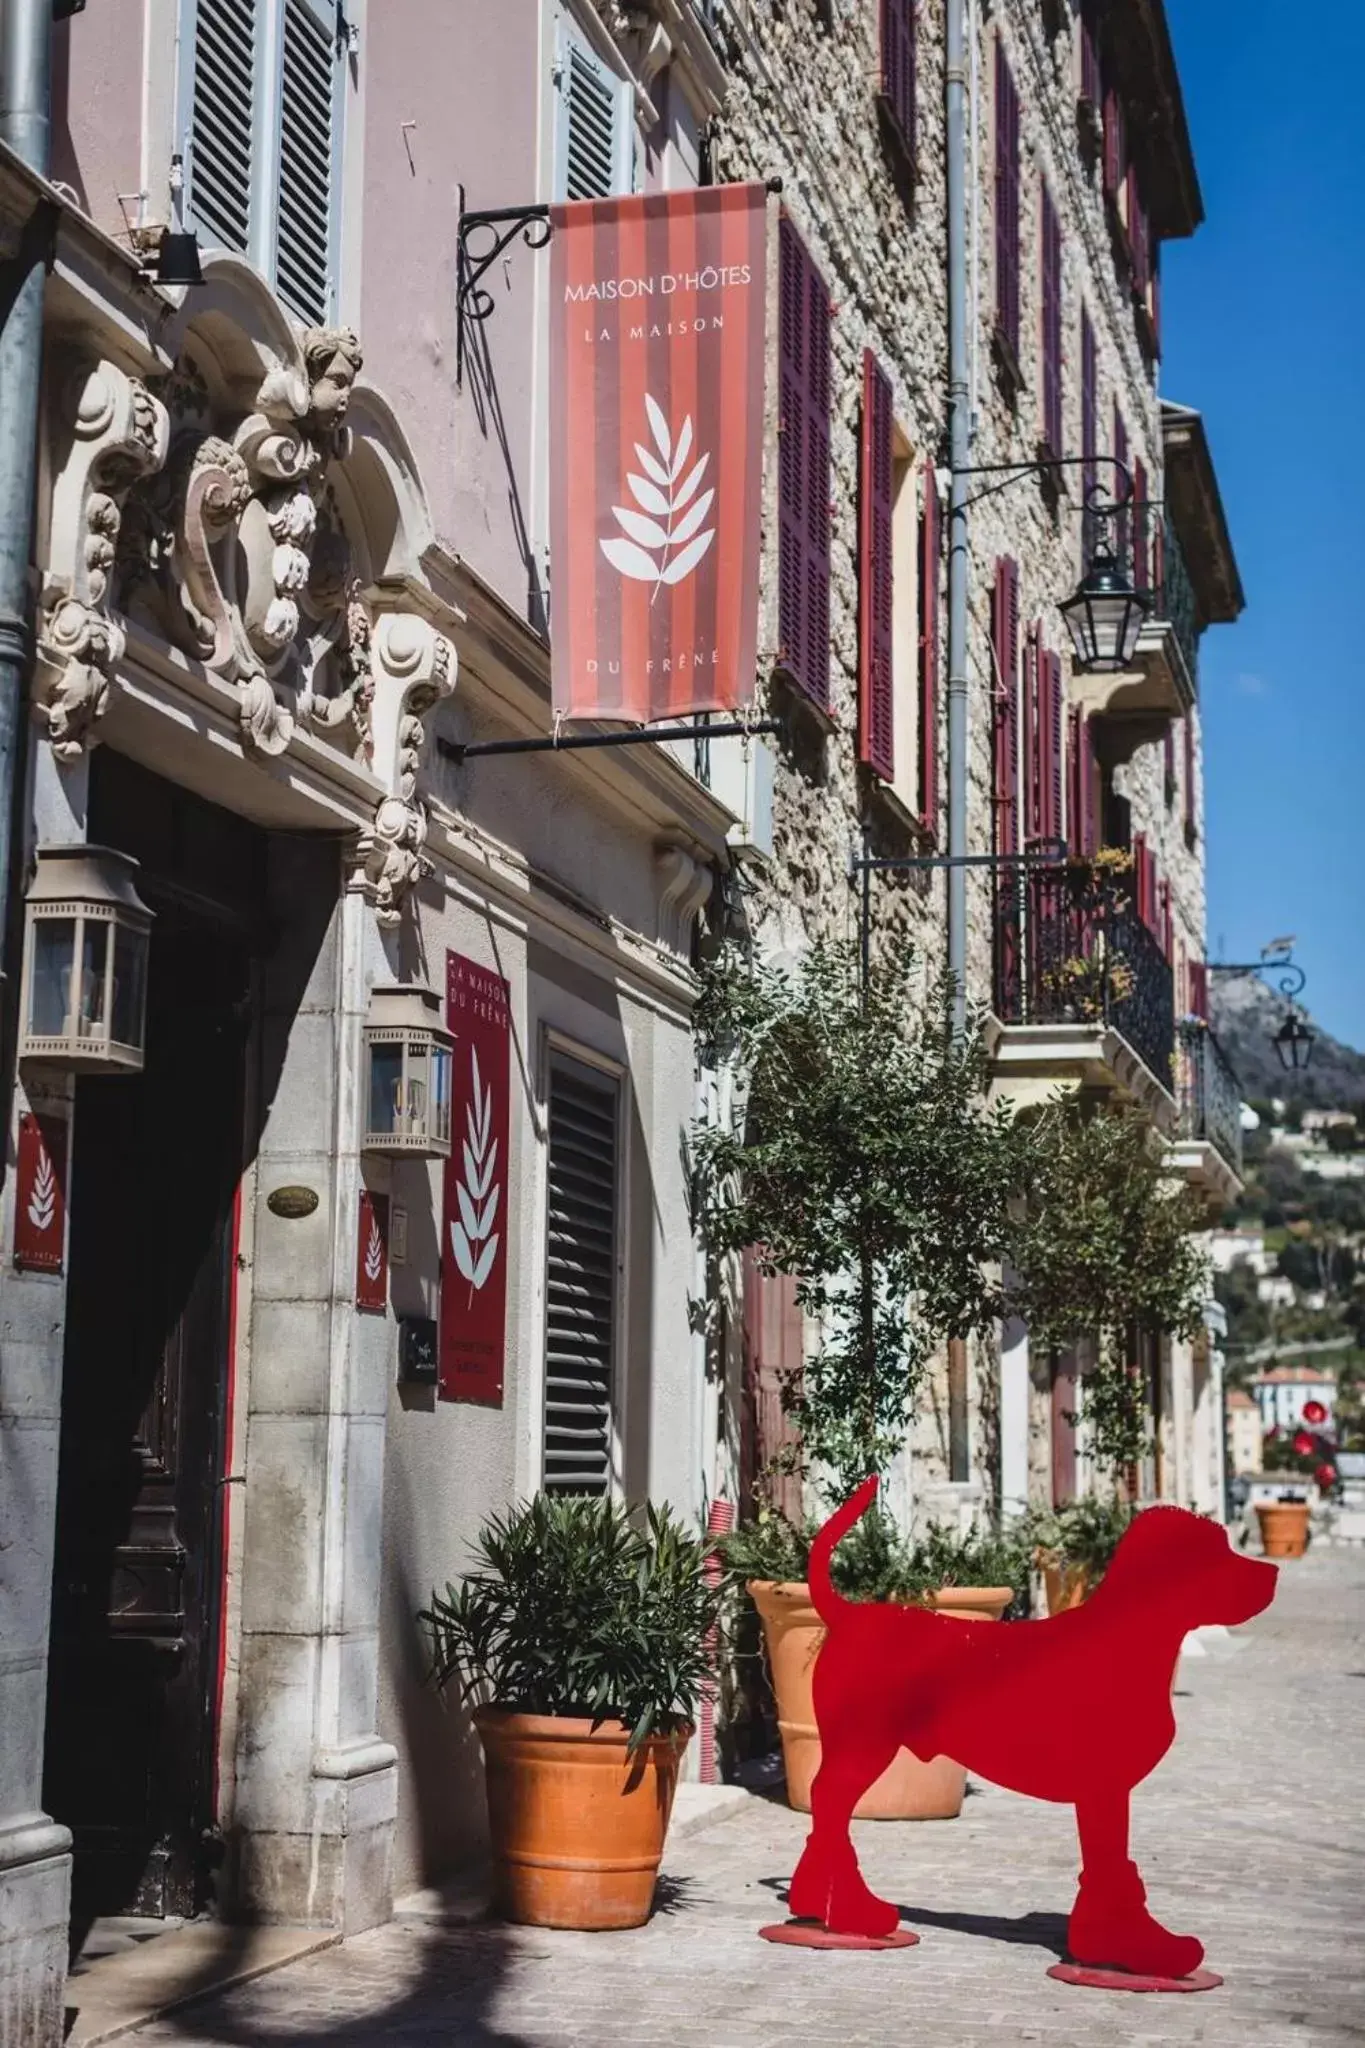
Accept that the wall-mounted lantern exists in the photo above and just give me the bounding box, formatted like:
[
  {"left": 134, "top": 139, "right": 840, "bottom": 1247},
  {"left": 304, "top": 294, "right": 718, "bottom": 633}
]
[
  {"left": 362, "top": 984, "right": 454, "bottom": 1158},
  {"left": 1059, "top": 540, "right": 1149, "bottom": 674},
  {"left": 19, "top": 846, "right": 153, "bottom": 1073},
  {"left": 1272, "top": 1007, "right": 1315, "bottom": 1074}
]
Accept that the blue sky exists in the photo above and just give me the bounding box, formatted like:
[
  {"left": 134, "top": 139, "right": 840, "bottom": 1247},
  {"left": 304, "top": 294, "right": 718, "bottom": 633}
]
[{"left": 1162, "top": 0, "right": 1365, "bottom": 1051}]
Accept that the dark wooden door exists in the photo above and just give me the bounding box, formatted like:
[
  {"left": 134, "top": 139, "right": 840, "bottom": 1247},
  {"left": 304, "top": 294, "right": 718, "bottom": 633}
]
[{"left": 44, "top": 912, "right": 249, "bottom": 1922}]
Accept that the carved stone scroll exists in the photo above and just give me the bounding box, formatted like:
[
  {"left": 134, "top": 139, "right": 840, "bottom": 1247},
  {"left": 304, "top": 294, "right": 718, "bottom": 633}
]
[{"left": 350, "top": 612, "right": 458, "bottom": 926}]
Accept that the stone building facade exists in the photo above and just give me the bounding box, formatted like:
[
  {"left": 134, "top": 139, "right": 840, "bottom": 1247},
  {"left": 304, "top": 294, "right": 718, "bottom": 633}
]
[{"left": 0, "top": 1, "right": 1243, "bottom": 2041}]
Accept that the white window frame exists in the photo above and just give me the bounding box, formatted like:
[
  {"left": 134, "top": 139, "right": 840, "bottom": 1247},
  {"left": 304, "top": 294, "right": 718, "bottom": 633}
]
[{"left": 176, "top": 0, "right": 349, "bottom": 323}]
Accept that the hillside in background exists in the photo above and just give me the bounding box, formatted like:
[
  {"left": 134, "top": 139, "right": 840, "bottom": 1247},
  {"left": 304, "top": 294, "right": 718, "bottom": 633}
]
[{"left": 1210, "top": 973, "right": 1365, "bottom": 1107}]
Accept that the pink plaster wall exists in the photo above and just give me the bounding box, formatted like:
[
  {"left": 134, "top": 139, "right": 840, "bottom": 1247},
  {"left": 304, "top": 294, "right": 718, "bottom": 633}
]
[
  {"left": 51, "top": 1, "right": 145, "bottom": 243},
  {"left": 361, "top": 1, "right": 542, "bottom": 618}
]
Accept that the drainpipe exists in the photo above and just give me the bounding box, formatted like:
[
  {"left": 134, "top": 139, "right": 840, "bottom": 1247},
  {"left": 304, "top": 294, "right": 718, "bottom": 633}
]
[
  {"left": 945, "top": 0, "right": 971, "bottom": 1035},
  {"left": 0, "top": 0, "right": 53, "bottom": 950}
]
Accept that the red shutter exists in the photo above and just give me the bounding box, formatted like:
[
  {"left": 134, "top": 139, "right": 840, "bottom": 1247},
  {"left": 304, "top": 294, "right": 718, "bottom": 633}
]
[
  {"left": 994, "top": 44, "right": 1020, "bottom": 358},
  {"left": 1040, "top": 182, "right": 1062, "bottom": 455},
  {"left": 1160, "top": 877, "right": 1173, "bottom": 961},
  {"left": 880, "top": 0, "right": 916, "bottom": 157},
  {"left": 1133, "top": 455, "right": 1149, "bottom": 591},
  {"left": 1067, "top": 706, "right": 1084, "bottom": 854},
  {"left": 778, "top": 216, "right": 832, "bottom": 710},
  {"left": 1022, "top": 625, "right": 1040, "bottom": 844},
  {"left": 1080, "top": 308, "right": 1097, "bottom": 510},
  {"left": 1084, "top": 715, "right": 1100, "bottom": 854},
  {"left": 1113, "top": 405, "right": 1130, "bottom": 566},
  {"left": 992, "top": 558, "right": 1020, "bottom": 856},
  {"left": 1132, "top": 829, "right": 1149, "bottom": 922},
  {"left": 1189, "top": 960, "right": 1208, "bottom": 1022},
  {"left": 1183, "top": 711, "right": 1196, "bottom": 840},
  {"left": 858, "top": 349, "right": 895, "bottom": 782},
  {"left": 1103, "top": 82, "right": 1124, "bottom": 197},
  {"left": 1128, "top": 164, "right": 1150, "bottom": 295},
  {"left": 1079, "top": 0, "right": 1101, "bottom": 106},
  {"left": 918, "top": 463, "right": 940, "bottom": 834},
  {"left": 1044, "top": 650, "right": 1064, "bottom": 846}
]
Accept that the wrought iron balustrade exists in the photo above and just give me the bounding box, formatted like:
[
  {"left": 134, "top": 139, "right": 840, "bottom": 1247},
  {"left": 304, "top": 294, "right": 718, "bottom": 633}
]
[
  {"left": 993, "top": 863, "right": 1176, "bottom": 1093},
  {"left": 1176, "top": 1019, "right": 1244, "bottom": 1181}
]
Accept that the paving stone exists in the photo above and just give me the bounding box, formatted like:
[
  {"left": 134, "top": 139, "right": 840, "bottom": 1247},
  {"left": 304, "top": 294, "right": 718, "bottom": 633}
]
[{"left": 128, "top": 1546, "right": 1364, "bottom": 2045}]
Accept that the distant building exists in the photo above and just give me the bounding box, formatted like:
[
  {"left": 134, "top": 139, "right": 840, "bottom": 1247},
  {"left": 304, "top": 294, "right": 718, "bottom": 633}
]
[
  {"left": 1256, "top": 1276, "right": 1295, "bottom": 1308},
  {"left": 1225, "top": 1390, "right": 1263, "bottom": 1477},
  {"left": 1302, "top": 1110, "right": 1358, "bottom": 1134},
  {"left": 1251, "top": 1368, "right": 1337, "bottom": 1432},
  {"left": 1210, "top": 1228, "right": 1269, "bottom": 1275}
]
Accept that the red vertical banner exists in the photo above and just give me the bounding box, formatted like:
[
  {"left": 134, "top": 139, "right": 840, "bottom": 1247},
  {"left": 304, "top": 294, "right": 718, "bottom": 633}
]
[
  {"left": 548, "top": 182, "right": 769, "bottom": 725},
  {"left": 439, "top": 952, "right": 510, "bottom": 1405},
  {"left": 355, "top": 1188, "right": 389, "bottom": 1314},
  {"left": 14, "top": 1112, "right": 68, "bottom": 1272}
]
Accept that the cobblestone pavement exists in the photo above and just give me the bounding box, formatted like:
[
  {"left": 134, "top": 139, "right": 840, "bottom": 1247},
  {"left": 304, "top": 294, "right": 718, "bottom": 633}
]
[{"left": 138, "top": 1545, "right": 1365, "bottom": 2047}]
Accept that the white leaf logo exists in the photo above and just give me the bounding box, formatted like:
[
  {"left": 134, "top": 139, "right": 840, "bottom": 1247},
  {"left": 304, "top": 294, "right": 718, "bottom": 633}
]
[
  {"left": 27, "top": 1147, "right": 56, "bottom": 1234},
  {"left": 601, "top": 395, "right": 715, "bottom": 602},
  {"left": 363, "top": 1213, "right": 384, "bottom": 1285},
  {"left": 450, "top": 1046, "right": 501, "bottom": 1304}
]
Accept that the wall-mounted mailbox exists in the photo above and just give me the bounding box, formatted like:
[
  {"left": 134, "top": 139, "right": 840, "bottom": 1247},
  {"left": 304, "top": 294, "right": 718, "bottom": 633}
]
[{"left": 398, "top": 1315, "right": 439, "bottom": 1386}]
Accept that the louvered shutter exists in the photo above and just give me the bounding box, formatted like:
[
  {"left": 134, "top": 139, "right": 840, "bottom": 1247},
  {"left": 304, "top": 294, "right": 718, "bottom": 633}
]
[
  {"left": 1103, "top": 81, "right": 1124, "bottom": 196},
  {"left": 918, "top": 464, "right": 940, "bottom": 833},
  {"left": 1113, "top": 406, "right": 1130, "bottom": 569},
  {"left": 994, "top": 45, "right": 1020, "bottom": 358},
  {"left": 1083, "top": 715, "right": 1100, "bottom": 855},
  {"left": 1183, "top": 711, "right": 1197, "bottom": 840},
  {"left": 543, "top": 1054, "right": 620, "bottom": 1495},
  {"left": 1132, "top": 829, "right": 1149, "bottom": 922},
  {"left": 1079, "top": 0, "right": 1101, "bottom": 106},
  {"left": 1022, "top": 626, "right": 1040, "bottom": 844},
  {"left": 1040, "top": 182, "right": 1062, "bottom": 455},
  {"left": 1133, "top": 456, "right": 1149, "bottom": 591},
  {"left": 1080, "top": 309, "right": 1097, "bottom": 514},
  {"left": 1044, "top": 651, "right": 1063, "bottom": 846},
  {"left": 858, "top": 351, "right": 895, "bottom": 781},
  {"left": 1159, "top": 876, "right": 1173, "bottom": 960},
  {"left": 1163, "top": 720, "right": 1176, "bottom": 803},
  {"left": 275, "top": 0, "right": 342, "bottom": 324},
  {"left": 992, "top": 558, "right": 1020, "bottom": 856},
  {"left": 188, "top": 0, "right": 260, "bottom": 261},
  {"left": 778, "top": 217, "right": 832, "bottom": 710},
  {"left": 562, "top": 31, "right": 630, "bottom": 200},
  {"left": 1067, "top": 706, "right": 1083, "bottom": 853},
  {"left": 1189, "top": 960, "right": 1208, "bottom": 1022},
  {"left": 1128, "top": 164, "right": 1150, "bottom": 296},
  {"left": 880, "top": 0, "right": 916, "bottom": 158}
]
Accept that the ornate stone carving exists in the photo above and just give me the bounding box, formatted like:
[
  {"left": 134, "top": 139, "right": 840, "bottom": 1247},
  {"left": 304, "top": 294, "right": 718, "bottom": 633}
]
[
  {"left": 351, "top": 612, "right": 458, "bottom": 927},
  {"left": 34, "top": 363, "right": 169, "bottom": 761},
  {"left": 655, "top": 839, "right": 715, "bottom": 956}
]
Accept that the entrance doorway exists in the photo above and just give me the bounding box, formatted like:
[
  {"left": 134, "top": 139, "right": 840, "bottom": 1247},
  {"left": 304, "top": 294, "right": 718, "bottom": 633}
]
[{"left": 43, "top": 757, "right": 263, "bottom": 1927}]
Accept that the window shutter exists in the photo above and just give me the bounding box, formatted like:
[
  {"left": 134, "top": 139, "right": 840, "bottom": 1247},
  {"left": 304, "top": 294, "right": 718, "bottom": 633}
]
[
  {"left": 1067, "top": 706, "right": 1083, "bottom": 853},
  {"left": 1083, "top": 714, "right": 1100, "bottom": 855},
  {"left": 880, "top": 0, "right": 916, "bottom": 159},
  {"left": 1022, "top": 626, "right": 1039, "bottom": 843},
  {"left": 992, "top": 558, "right": 1020, "bottom": 856},
  {"left": 1103, "top": 81, "right": 1124, "bottom": 197},
  {"left": 1132, "top": 829, "right": 1149, "bottom": 922},
  {"left": 1080, "top": 308, "right": 1097, "bottom": 524},
  {"left": 1183, "top": 711, "right": 1197, "bottom": 840},
  {"left": 1079, "top": 0, "right": 1101, "bottom": 106},
  {"left": 188, "top": 0, "right": 259, "bottom": 260},
  {"left": 918, "top": 463, "right": 940, "bottom": 833},
  {"left": 1133, "top": 455, "right": 1149, "bottom": 591},
  {"left": 1044, "top": 650, "right": 1064, "bottom": 846},
  {"left": 994, "top": 45, "right": 1020, "bottom": 358},
  {"left": 1112, "top": 405, "right": 1130, "bottom": 569},
  {"left": 858, "top": 351, "right": 895, "bottom": 782},
  {"left": 544, "top": 1054, "right": 620, "bottom": 1496},
  {"left": 1128, "top": 163, "right": 1150, "bottom": 296},
  {"left": 562, "top": 32, "right": 631, "bottom": 199},
  {"left": 1040, "top": 182, "right": 1063, "bottom": 455},
  {"left": 1189, "top": 960, "right": 1208, "bottom": 1022},
  {"left": 778, "top": 217, "right": 832, "bottom": 710},
  {"left": 1160, "top": 876, "right": 1173, "bottom": 961},
  {"left": 275, "top": 0, "right": 342, "bottom": 324}
]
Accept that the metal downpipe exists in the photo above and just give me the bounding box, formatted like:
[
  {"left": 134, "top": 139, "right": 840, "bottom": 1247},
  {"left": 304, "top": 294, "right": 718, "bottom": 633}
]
[{"left": 945, "top": 0, "right": 971, "bottom": 1036}]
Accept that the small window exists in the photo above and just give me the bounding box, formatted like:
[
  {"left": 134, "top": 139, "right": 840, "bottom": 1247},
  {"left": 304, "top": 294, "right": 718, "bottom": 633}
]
[
  {"left": 555, "top": 22, "right": 634, "bottom": 201},
  {"left": 182, "top": 0, "right": 346, "bottom": 325},
  {"left": 543, "top": 1051, "right": 622, "bottom": 1496}
]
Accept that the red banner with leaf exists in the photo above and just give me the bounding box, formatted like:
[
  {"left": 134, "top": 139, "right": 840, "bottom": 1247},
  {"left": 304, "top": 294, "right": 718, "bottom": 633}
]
[
  {"left": 439, "top": 953, "right": 510, "bottom": 1405},
  {"left": 549, "top": 182, "right": 768, "bottom": 724}
]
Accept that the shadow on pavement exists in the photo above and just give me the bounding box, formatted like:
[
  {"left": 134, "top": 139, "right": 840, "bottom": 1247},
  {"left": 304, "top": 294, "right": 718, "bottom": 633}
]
[{"left": 893, "top": 1904, "right": 1070, "bottom": 1957}]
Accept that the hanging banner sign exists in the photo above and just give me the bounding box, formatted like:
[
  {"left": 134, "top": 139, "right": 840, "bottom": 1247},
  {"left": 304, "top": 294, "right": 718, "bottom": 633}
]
[
  {"left": 439, "top": 952, "right": 511, "bottom": 1405},
  {"left": 14, "top": 1112, "right": 69, "bottom": 1273},
  {"left": 355, "top": 1188, "right": 390, "bottom": 1314},
  {"left": 549, "top": 181, "right": 769, "bottom": 725}
]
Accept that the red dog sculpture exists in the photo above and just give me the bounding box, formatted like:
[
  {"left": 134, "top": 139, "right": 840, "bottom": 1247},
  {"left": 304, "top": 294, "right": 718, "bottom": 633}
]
[{"left": 786, "top": 1478, "right": 1277, "bottom": 1978}]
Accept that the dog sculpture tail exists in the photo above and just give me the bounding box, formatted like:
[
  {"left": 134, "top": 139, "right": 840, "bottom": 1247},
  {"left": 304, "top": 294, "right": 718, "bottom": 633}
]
[{"left": 807, "top": 1476, "right": 879, "bottom": 1627}]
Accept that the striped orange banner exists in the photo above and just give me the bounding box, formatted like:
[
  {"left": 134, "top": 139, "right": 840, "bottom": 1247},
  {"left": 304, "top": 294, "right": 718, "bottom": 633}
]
[{"left": 549, "top": 183, "right": 768, "bottom": 725}]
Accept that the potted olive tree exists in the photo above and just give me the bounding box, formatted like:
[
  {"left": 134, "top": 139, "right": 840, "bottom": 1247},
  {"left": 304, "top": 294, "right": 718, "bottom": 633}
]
[
  {"left": 692, "top": 940, "right": 1023, "bottom": 1818},
  {"left": 421, "top": 1494, "right": 720, "bottom": 1930},
  {"left": 1006, "top": 1099, "right": 1211, "bottom": 1609}
]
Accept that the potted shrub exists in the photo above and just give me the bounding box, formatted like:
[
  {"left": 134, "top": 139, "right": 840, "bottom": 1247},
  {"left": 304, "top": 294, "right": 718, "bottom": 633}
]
[
  {"left": 719, "top": 1508, "right": 1028, "bottom": 1821},
  {"left": 1024, "top": 1493, "right": 1132, "bottom": 1613},
  {"left": 1256, "top": 1416, "right": 1339, "bottom": 1556},
  {"left": 420, "top": 1493, "right": 720, "bottom": 1930}
]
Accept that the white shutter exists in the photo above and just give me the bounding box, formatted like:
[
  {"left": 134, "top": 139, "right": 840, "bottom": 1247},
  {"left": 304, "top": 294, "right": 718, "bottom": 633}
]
[
  {"left": 187, "top": 0, "right": 260, "bottom": 258},
  {"left": 543, "top": 1055, "right": 620, "bottom": 1495},
  {"left": 275, "top": 0, "right": 342, "bottom": 323},
  {"left": 556, "top": 27, "right": 633, "bottom": 201}
]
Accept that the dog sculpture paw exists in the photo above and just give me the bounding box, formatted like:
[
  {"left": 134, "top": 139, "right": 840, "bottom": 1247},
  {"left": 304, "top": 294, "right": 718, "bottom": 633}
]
[
  {"left": 789, "top": 1841, "right": 901, "bottom": 1938},
  {"left": 1068, "top": 1871, "right": 1205, "bottom": 1980}
]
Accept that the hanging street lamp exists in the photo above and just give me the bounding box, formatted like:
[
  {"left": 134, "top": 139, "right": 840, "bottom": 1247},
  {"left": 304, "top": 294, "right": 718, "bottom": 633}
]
[
  {"left": 361, "top": 984, "right": 454, "bottom": 1158},
  {"left": 18, "top": 845, "right": 154, "bottom": 1073},
  {"left": 1059, "top": 537, "right": 1150, "bottom": 673},
  {"left": 1272, "top": 1007, "right": 1315, "bottom": 1073}
]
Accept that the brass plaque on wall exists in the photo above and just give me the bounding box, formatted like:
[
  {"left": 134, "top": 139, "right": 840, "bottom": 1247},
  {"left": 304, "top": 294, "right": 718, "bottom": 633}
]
[{"left": 266, "top": 1185, "right": 319, "bottom": 1219}]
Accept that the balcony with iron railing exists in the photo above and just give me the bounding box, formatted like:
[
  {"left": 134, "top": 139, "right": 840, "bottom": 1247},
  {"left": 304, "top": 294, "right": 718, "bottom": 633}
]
[
  {"left": 1073, "top": 497, "right": 1200, "bottom": 733},
  {"left": 1170, "top": 1018, "right": 1245, "bottom": 1205},
  {"left": 990, "top": 861, "right": 1177, "bottom": 1122}
]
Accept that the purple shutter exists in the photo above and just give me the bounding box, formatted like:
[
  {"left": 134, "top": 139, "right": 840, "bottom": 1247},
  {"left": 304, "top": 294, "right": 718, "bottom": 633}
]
[
  {"left": 1045, "top": 651, "right": 1064, "bottom": 846},
  {"left": 1040, "top": 182, "right": 1063, "bottom": 455},
  {"left": 1103, "top": 80, "right": 1124, "bottom": 197},
  {"left": 1113, "top": 405, "right": 1130, "bottom": 568},
  {"left": 1080, "top": 308, "right": 1097, "bottom": 508},
  {"left": 1067, "top": 706, "right": 1084, "bottom": 853},
  {"left": 992, "top": 558, "right": 1020, "bottom": 855},
  {"left": 1022, "top": 626, "right": 1040, "bottom": 844},
  {"left": 1133, "top": 455, "right": 1149, "bottom": 591},
  {"left": 1084, "top": 715, "right": 1100, "bottom": 854},
  {"left": 1183, "top": 711, "right": 1197, "bottom": 840},
  {"left": 778, "top": 216, "right": 832, "bottom": 710},
  {"left": 994, "top": 44, "right": 1020, "bottom": 359},
  {"left": 858, "top": 350, "right": 895, "bottom": 781},
  {"left": 880, "top": 0, "right": 917, "bottom": 158},
  {"left": 918, "top": 463, "right": 940, "bottom": 834},
  {"left": 1079, "top": 0, "right": 1101, "bottom": 107},
  {"left": 1189, "top": 960, "right": 1208, "bottom": 1021}
]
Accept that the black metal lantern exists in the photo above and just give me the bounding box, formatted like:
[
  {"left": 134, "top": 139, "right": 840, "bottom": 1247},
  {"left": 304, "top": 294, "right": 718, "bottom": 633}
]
[
  {"left": 1059, "top": 542, "right": 1149, "bottom": 674},
  {"left": 1272, "top": 1007, "right": 1315, "bottom": 1073},
  {"left": 19, "top": 846, "right": 153, "bottom": 1072},
  {"left": 361, "top": 984, "right": 454, "bottom": 1158}
]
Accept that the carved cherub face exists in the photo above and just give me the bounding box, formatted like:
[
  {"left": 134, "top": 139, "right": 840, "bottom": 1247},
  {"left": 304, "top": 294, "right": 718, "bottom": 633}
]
[{"left": 304, "top": 329, "right": 363, "bottom": 423}]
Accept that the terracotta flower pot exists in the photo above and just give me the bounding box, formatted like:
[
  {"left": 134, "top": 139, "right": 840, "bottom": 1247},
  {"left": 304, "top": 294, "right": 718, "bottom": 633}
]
[
  {"left": 749, "top": 1579, "right": 1013, "bottom": 1821},
  {"left": 1255, "top": 1499, "right": 1310, "bottom": 1559},
  {"left": 475, "top": 1709, "right": 690, "bottom": 1929},
  {"left": 1039, "top": 1555, "right": 1091, "bottom": 1615}
]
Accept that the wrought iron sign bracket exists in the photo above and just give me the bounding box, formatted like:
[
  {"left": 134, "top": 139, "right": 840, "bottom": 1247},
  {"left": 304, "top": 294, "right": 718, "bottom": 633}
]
[
  {"left": 956, "top": 454, "right": 1134, "bottom": 517},
  {"left": 436, "top": 718, "right": 782, "bottom": 766},
  {"left": 849, "top": 834, "right": 1069, "bottom": 994}
]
